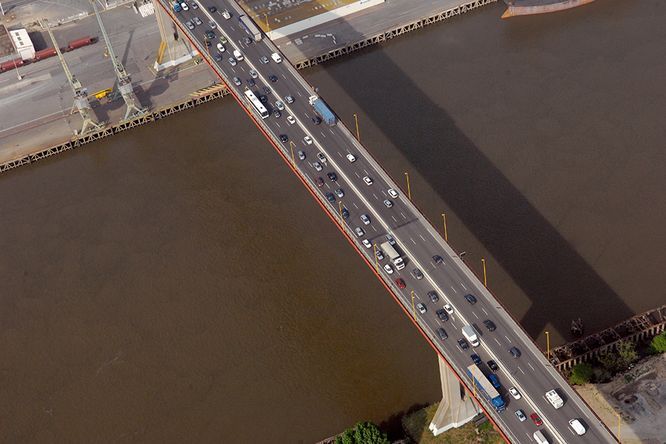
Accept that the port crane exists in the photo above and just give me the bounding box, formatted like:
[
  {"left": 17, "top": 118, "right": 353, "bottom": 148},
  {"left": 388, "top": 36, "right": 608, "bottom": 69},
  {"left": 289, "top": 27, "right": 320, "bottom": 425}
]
[
  {"left": 90, "top": 0, "right": 147, "bottom": 120},
  {"left": 41, "top": 18, "right": 103, "bottom": 136}
]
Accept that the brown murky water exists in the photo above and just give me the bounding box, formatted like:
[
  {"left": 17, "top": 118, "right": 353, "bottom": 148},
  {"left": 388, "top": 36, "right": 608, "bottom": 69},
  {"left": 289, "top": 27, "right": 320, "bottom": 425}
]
[{"left": 1, "top": 0, "right": 664, "bottom": 441}]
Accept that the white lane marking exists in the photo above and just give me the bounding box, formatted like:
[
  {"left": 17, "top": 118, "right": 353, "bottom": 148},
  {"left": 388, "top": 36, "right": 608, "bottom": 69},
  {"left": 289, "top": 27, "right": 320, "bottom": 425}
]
[
  {"left": 391, "top": 216, "right": 397, "bottom": 222},
  {"left": 363, "top": 169, "right": 369, "bottom": 175},
  {"left": 400, "top": 211, "right": 407, "bottom": 219},
  {"left": 482, "top": 307, "right": 488, "bottom": 316},
  {"left": 352, "top": 203, "right": 359, "bottom": 209},
  {"left": 431, "top": 263, "right": 436, "bottom": 270},
  {"left": 472, "top": 311, "right": 479, "bottom": 319},
  {"left": 460, "top": 282, "right": 467, "bottom": 290},
  {"left": 329, "top": 128, "right": 335, "bottom": 134},
  {"left": 419, "top": 234, "right": 426, "bottom": 241},
  {"left": 320, "top": 132, "right": 326, "bottom": 138},
  {"left": 450, "top": 286, "right": 457, "bottom": 294},
  {"left": 527, "top": 362, "right": 535, "bottom": 372},
  {"left": 297, "top": 91, "right": 303, "bottom": 97},
  {"left": 337, "top": 151, "right": 342, "bottom": 157},
  {"left": 518, "top": 366, "right": 525, "bottom": 375},
  {"left": 275, "top": 122, "right": 281, "bottom": 128},
  {"left": 504, "top": 335, "right": 512, "bottom": 343},
  {"left": 410, "top": 237, "right": 417, "bottom": 245},
  {"left": 372, "top": 193, "right": 378, "bottom": 200},
  {"left": 494, "top": 338, "right": 501, "bottom": 346},
  {"left": 371, "top": 225, "right": 377, "bottom": 232},
  {"left": 354, "top": 172, "right": 360, "bottom": 178},
  {"left": 281, "top": 73, "right": 286, "bottom": 79}
]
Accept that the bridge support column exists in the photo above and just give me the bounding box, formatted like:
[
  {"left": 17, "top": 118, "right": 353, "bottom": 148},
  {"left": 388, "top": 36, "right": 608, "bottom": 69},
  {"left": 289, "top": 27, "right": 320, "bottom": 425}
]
[
  {"left": 429, "top": 356, "right": 480, "bottom": 436},
  {"left": 152, "top": 0, "right": 198, "bottom": 71}
]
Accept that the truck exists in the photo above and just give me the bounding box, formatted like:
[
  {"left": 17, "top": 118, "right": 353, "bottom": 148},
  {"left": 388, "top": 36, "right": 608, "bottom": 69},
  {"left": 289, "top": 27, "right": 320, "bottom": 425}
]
[
  {"left": 466, "top": 365, "right": 506, "bottom": 412},
  {"left": 462, "top": 325, "right": 480, "bottom": 347},
  {"left": 309, "top": 95, "right": 337, "bottom": 126},
  {"left": 545, "top": 389, "right": 564, "bottom": 409},
  {"left": 238, "top": 14, "right": 262, "bottom": 42},
  {"left": 380, "top": 241, "right": 405, "bottom": 270}
]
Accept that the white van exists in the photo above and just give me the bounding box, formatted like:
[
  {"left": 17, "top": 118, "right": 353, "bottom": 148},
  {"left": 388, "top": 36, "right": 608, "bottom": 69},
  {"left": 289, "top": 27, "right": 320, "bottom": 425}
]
[
  {"left": 533, "top": 430, "right": 549, "bottom": 444},
  {"left": 462, "top": 325, "right": 480, "bottom": 347},
  {"left": 569, "top": 419, "right": 586, "bottom": 435},
  {"left": 233, "top": 49, "right": 244, "bottom": 61},
  {"left": 271, "top": 52, "right": 282, "bottom": 63},
  {"left": 545, "top": 389, "right": 564, "bottom": 409}
]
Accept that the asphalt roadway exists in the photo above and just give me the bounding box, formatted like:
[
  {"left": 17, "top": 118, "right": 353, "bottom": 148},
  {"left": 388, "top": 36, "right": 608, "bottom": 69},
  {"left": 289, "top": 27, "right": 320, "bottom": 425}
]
[{"left": 158, "top": 1, "right": 617, "bottom": 442}]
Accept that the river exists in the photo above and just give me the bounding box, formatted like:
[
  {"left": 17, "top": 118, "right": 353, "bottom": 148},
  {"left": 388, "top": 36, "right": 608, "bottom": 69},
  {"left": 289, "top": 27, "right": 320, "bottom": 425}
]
[{"left": 0, "top": 0, "right": 664, "bottom": 441}]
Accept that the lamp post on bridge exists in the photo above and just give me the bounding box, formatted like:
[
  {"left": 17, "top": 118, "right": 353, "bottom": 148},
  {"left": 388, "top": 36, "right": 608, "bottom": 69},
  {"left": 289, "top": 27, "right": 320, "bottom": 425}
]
[
  {"left": 441, "top": 212, "right": 448, "bottom": 242},
  {"left": 353, "top": 113, "right": 360, "bottom": 141},
  {"left": 410, "top": 290, "right": 416, "bottom": 318},
  {"left": 545, "top": 330, "right": 551, "bottom": 361},
  {"left": 289, "top": 141, "right": 296, "bottom": 165},
  {"left": 373, "top": 244, "right": 379, "bottom": 272},
  {"left": 404, "top": 171, "right": 411, "bottom": 200},
  {"left": 481, "top": 258, "right": 487, "bottom": 287}
]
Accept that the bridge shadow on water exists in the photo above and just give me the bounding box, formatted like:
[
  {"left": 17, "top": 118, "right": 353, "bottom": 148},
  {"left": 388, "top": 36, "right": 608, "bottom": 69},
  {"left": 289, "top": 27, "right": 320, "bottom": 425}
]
[{"left": 301, "top": 12, "right": 634, "bottom": 344}]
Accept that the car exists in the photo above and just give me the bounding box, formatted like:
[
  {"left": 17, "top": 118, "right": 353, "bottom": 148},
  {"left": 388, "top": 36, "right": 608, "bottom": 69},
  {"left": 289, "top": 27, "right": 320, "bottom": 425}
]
[
  {"left": 488, "top": 373, "right": 500, "bottom": 389},
  {"left": 204, "top": 40, "right": 211, "bottom": 47},
  {"left": 279, "top": 134, "right": 288, "bottom": 143},
  {"left": 185, "top": 21, "right": 194, "bottom": 30},
  {"left": 312, "top": 116, "right": 322, "bottom": 125},
  {"left": 219, "top": 35, "right": 227, "bottom": 44},
  {"left": 244, "top": 37, "right": 252, "bottom": 45},
  {"left": 417, "top": 303, "right": 426, "bottom": 314},
  {"left": 209, "top": 21, "right": 218, "bottom": 30},
  {"left": 260, "top": 56, "right": 269, "bottom": 64},
  {"left": 569, "top": 419, "right": 587, "bottom": 436},
  {"left": 444, "top": 303, "right": 454, "bottom": 315},
  {"left": 375, "top": 249, "right": 384, "bottom": 261},
  {"left": 386, "top": 234, "right": 396, "bottom": 246},
  {"left": 360, "top": 214, "right": 370, "bottom": 225},
  {"left": 515, "top": 409, "right": 527, "bottom": 422},
  {"left": 222, "top": 9, "right": 231, "bottom": 19},
  {"left": 204, "top": 30, "right": 215, "bottom": 39},
  {"left": 249, "top": 69, "right": 258, "bottom": 79},
  {"left": 483, "top": 320, "right": 496, "bottom": 331},
  {"left": 346, "top": 153, "right": 356, "bottom": 162},
  {"left": 509, "top": 346, "right": 521, "bottom": 358},
  {"left": 457, "top": 339, "right": 469, "bottom": 351},
  {"left": 208, "top": 6, "right": 217, "bottom": 12},
  {"left": 317, "top": 152, "right": 327, "bottom": 164},
  {"left": 247, "top": 78, "right": 255, "bottom": 87},
  {"left": 285, "top": 95, "right": 294, "bottom": 104},
  {"left": 383, "top": 199, "right": 393, "bottom": 208},
  {"left": 335, "top": 188, "right": 344, "bottom": 198},
  {"left": 470, "top": 354, "right": 481, "bottom": 365},
  {"left": 271, "top": 52, "right": 283, "bottom": 63},
  {"left": 433, "top": 255, "right": 444, "bottom": 264},
  {"left": 191, "top": 2, "right": 197, "bottom": 8},
  {"left": 436, "top": 309, "right": 448, "bottom": 321},
  {"left": 275, "top": 101, "right": 285, "bottom": 111},
  {"left": 232, "top": 76, "right": 241, "bottom": 86},
  {"left": 228, "top": 57, "right": 237, "bottom": 66},
  {"left": 327, "top": 172, "right": 337, "bottom": 182},
  {"left": 180, "top": 2, "right": 189, "bottom": 11},
  {"left": 363, "top": 176, "right": 373, "bottom": 185},
  {"left": 464, "top": 294, "right": 477, "bottom": 304},
  {"left": 297, "top": 150, "right": 306, "bottom": 161},
  {"left": 354, "top": 227, "right": 365, "bottom": 237},
  {"left": 530, "top": 413, "right": 543, "bottom": 426},
  {"left": 437, "top": 328, "right": 448, "bottom": 340},
  {"left": 395, "top": 278, "right": 406, "bottom": 289},
  {"left": 387, "top": 188, "right": 399, "bottom": 198},
  {"left": 313, "top": 162, "right": 322, "bottom": 172},
  {"left": 262, "top": 86, "right": 271, "bottom": 95},
  {"left": 273, "top": 110, "right": 281, "bottom": 118},
  {"left": 287, "top": 115, "right": 295, "bottom": 125},
  {"left": 193, "top": 16, "right": 202, "bottom": 25},
  {"left": 509, "top": 387, "right": 521, "bottom": 400},
  {"left": 383, "top": 264, "right": 394, "bottom": 274},
  {"left": 232, "top": 49, "right": 244, "bottom": 61},
  {"left": 362, "top": 239, "right": 372, "bottom": 249},
  {"left": 342, "top": 207, "right": 349, "bottom": 219},
  {"left": 304, "top": 136, "right": 313, "bottom": 145},
  {"left": 315, "top": 177, "right": 324, "bottom": 187},
  {"left": 411, "top": 268, "right": 423, "bottom": 280},
  {"left": 213, "top": 53, "right": 222, "bottom": 62},
  {"left": 487, "top": 360, "right": 499, "bottom": 371},
  {"left": 325, "top": 192, "right": 336, "bottom": 204},
  {"left": 216, "top": 43, "right": 225, "bottom": 52},
  {"left": 427, "top": 291, "right": 439, "bottom": 303},
  {"left": 269, "top": 75, "right": 278, "bottom": 83},
  {"left": 259, "top": 95, "right": 267, "bottom": 104}
]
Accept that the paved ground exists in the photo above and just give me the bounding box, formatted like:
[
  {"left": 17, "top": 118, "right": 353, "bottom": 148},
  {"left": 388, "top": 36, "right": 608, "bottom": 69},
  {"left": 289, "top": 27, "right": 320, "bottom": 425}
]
[{"left": 239, "top": 0, "right": 358, "bottom": 32}]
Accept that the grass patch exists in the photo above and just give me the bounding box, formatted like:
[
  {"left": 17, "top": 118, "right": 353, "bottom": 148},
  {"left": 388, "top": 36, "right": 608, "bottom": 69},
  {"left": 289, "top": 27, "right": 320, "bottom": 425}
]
[{"left": 402, "top": 404, "right": 503, "bottom": 444}]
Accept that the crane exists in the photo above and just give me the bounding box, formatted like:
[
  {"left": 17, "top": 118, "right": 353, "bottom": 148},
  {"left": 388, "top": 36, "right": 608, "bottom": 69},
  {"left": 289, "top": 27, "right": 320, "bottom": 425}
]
[
  {"left": 90, "top": 0, "right": 147, "bottom": 120},
  {"left": 41, "top": 18, "right": 103, "bottom": 136}
]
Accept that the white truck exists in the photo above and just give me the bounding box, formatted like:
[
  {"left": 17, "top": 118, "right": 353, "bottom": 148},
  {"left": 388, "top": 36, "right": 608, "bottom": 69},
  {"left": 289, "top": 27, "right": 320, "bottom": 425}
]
[
  {"left": 380, "top": 241, "right": 404, "bottom": 270},
  {"left": 462, "top": 325, "right": 480, "bottom": 347},
  {"left": 545, "top": 389, "right": 564, "bottom": 409}
]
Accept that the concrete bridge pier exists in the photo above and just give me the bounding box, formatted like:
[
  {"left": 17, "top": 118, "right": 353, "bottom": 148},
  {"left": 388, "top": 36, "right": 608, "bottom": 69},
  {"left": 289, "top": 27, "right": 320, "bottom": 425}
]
[
  {"left": 429, "top": 356, "right": 480, "bottom": 435},
  {"left": 152, "top": 0, "right": 197, "bottom": 71}
]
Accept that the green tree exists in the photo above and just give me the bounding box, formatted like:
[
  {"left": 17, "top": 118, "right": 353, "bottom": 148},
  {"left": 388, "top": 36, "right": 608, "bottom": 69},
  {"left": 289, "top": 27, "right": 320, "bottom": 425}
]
[
  {"left": 569, "top": 362, "right": 594, "bottom": 385},
  {"left": 650, "top": 332, "right": 666, "bottom": 353},
  {"left": 335, "top": 422, "right": 388, "bottom": 444},
  {"left": 599, "top": 340, "right": 638, "bottom": 374}
]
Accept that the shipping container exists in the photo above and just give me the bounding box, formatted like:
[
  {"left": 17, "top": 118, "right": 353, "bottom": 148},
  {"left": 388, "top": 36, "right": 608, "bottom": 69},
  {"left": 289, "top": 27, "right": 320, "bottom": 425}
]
[
  {"left": 34, "top": 47, "right": 57, "bottom": 61},
  {"left": 1, "top": 58, "right": 24, "bottom": 73},
  {"left": 66, "top": 36, "right": 95, "bottom": 51}
]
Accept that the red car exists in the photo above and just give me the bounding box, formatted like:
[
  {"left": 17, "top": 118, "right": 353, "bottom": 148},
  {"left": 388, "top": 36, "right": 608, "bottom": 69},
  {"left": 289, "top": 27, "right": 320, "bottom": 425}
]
[
  {"left": 530, "top": 412, "right": 543, "bottom": 427},
  {"left": 316, "top": 177, "right": 324, "bottom": 187},
  {"left": 395, "top": 278, "right": 406, "bottom": 289}
]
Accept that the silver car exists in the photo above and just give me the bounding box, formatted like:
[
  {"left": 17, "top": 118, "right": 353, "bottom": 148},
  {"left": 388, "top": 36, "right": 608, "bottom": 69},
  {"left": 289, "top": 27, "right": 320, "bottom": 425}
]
[
  {"left": 275, "top": 101, "right": 284, "bottom": 111},
  {"left": 313, "top": 162, "right": 322, "bottom": 172},
  {"left": 228, "top": 57, "right": 237, "bottom": 66},
  {"left": 285, "top": 95, "right": 294, "bottom": 104},
  {"left": 354, "top": 227, "right": 365, "bottom": 237}
]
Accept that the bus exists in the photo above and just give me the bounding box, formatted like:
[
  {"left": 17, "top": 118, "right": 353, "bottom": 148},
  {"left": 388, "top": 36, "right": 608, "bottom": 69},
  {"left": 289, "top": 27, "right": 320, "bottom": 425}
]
[
  {"left": 239, "top": 14, "right": 262, "bottom": 41},
  {"left": 244, "top": 90, "right": 268, "bottom": 119},
  {"left": 466, "top": 364, "right": 506, "bottom": 412}
]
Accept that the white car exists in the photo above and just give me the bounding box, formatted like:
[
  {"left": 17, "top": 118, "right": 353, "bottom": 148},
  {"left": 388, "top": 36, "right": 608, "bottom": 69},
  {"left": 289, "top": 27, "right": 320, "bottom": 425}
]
[
  {"left": 362, "top": 239, "right": 372, "bottom": 249},
  {"left": 232, "top": 49, "right": 243, "bottom": 61},
  {"left": 271, "top": 52, "right": 282, "bottom": 63},
  {"left": 297, "top": 150, "right": 305, "bottom": 161},
  {"left": 228, "top": 57, "right": 237, "bottom": 66},
  {"left": 444, "top": 304, "right": 454, "bottom": 315},
  {"left": 317, "top": 152, "right": 327, "bottom": 164},
  {"left": 335, "top": 188, "right": 344, "bottom": 198},
  {"left": 346, "top": 153, "right": 356, "bottom": 162},
  {"left": 383, "top": 263, "right": 394, "bottom": 274},
  {"left": 354, "top": 227, "right": 365, "bottom": 237},
  {"left": 360, "top": 214, "right": 370, "bottom": 225},
  {"left": 417, "top": 303, "right": 427, "bottom": 314},
  {"left": 286, "top": 115, "right": 295, "bottom": 125},
  {"left": 383, "top": 199, "right": 393, "bottom": 208},
  {"left": 509, "top": 387, "right": 521, "bottom": 400},
  {"left": 387, "top": 188, "right": 398, "bottom": 198},
  {"left": 180, "top": 2, "right": 189, "bottom": 11},
  {"left": 313, "top": 162, "right": 322, "bottom": 172},
  {"left": 275, "top": 101, "right": 285, "bottom": 111},
  {"left": 216, "top": 43, "right": 225, "bottom": 52},
  {"left": 304, "top": 136, "right": 313, "bottom": 145},
  {"left": 363, "top": 176, "right": 373, "bottom": 185},
  {"left": 222, "top": 9, "right": 231, "bottom": 19},
  {"left": 232, "top": 77, "right": 241, "bottom": 86},
  {"left": 249, "top": 69, "right": 258, "bottom": 79}
]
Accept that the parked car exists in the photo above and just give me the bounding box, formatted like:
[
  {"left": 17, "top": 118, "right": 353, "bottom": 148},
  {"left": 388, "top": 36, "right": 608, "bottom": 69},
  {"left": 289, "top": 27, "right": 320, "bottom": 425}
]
[
  {"left": 232, "top": 76, "right": 241, "bottom": 86},
  {"left": 185, "top": 21, "right": 194, "bottom": 30},
  {"left": 354, "top": 227, "right": 365, "bottom": 237},
  {"left": 249, "top": 69, "right": 258, "bottom": 79},
  {"left": 287, "top": 115, "right": 295, "bottom": 125},
  {"left": 312, "top": 116, "right": 322, "bottom": 125},
  {"left": 325, "top": 192, "right": 336, "bottom": 204},
  {"left": 275, "top": 101, "right": 285, "bottom": 110},
  {"left": 208, "top": 6, "right": 217, "bottom": 12},
  {"left": 260, "top": 56, "right": 269, "bottom": 64},
  {"left": 313, "top": 162, "right": 322, "bottom": 172},
  {"left": 315, "top": 177, "right": 324, "bottom": 187},
  {"left": 228, "top": 57, "right": 237, "bottom": 66},
  {"left": 193, "top": 16, "right": 202, "bottom": 25},
  {"left": 362, "top": 239, "right": 372, "bottom": 249},
  {"left": 335, "top": 188, "right": 344, "bottom": 198},
  {"left": 375, "top": 249, "right": 384, "bottom": 261}
]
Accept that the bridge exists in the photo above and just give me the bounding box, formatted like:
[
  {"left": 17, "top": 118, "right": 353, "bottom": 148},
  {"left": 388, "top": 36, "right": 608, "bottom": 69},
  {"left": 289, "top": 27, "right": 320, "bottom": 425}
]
[{"left": 153, "top": 1, "right": 617, "bottom": 442}]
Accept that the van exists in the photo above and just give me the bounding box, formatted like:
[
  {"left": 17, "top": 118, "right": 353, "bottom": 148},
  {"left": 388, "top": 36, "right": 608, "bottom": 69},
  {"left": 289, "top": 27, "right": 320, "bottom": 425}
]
[
  {"left": 462, "top": 325, "right": 480, "bottom": 347},
  {"left": 232, "top": 49, "right": 244, "bottom": 61},
  {"left": 271, "top": 52, "right": 282, "bottom": 63},
  {"left": 545, "top": 389, "right": 564, "bottom": 409},
  {"left": 533, "top": 430, "right": 549, "bottom": 444},
  {"left": 569, "top": 419, "right": 586, "bottom": 435}
]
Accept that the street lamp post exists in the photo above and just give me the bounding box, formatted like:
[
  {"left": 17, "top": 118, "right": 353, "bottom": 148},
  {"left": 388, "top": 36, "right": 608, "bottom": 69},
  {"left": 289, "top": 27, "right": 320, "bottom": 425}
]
[
  {"left": 264, "top": 13, "right": 270, "bottom": 31},
  {"left": 404, "top": 171, "right": 411, "bottom": 200},
  {"left": 373, "top": 244, "right": 379, "bottom": 271},
  {"left": 545, "top": 330, "right": 551, "bottom": 360},
  {"left": 617, "top": 412, "right": 622, "bottom": 443},
  {"left": 481, "top": 258, "right": 487, "bottom": 287},
  {"left": 353, "top": 113, "right": 360, "bottom": 141},
  {"left": 410, "top": 290, "right": 416, "bottom": 318},
  {"left": 289, "top": 141, "right": 296, "bottom": 164},
  {"left": 338, "top": 200, "right": 343, "bottom": 220},
  {"left": 441, "top": 213, "right": 448, "bottom": 242}
]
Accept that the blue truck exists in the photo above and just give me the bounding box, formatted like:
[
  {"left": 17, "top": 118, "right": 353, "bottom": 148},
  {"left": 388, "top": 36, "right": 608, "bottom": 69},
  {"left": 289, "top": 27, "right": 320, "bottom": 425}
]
[
  {"left": 466, "top": 365, "right": 506, "bottom": 412},
  {"left": 309, "top": 95, "right": 337, "bottom": 126}
]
